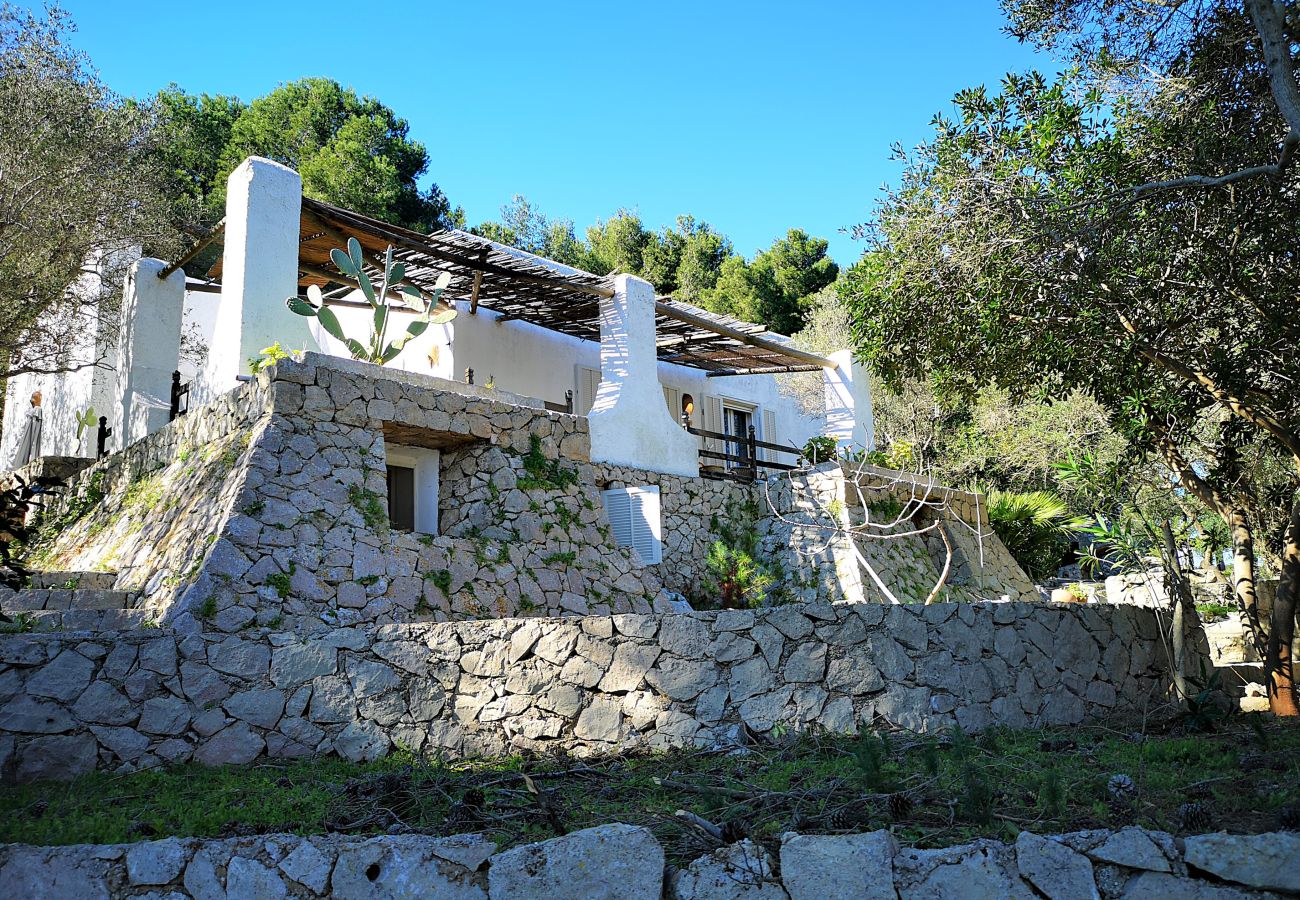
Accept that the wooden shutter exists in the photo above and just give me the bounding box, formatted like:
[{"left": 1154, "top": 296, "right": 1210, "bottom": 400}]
[
  {"left": 662, "top": 385, "right": 680, "bottom": 423},
  {"left": 577, "top": 366, "right": 601, "bottom": 415},
  {"left": 702, "top": 395, "right": 724, "bottom": 455},
  {"left": 761, "top": 408, "right": 777, "bottom": 463},
  {"left": 601, "top": 486, "right": 662, "bottom": 564}
]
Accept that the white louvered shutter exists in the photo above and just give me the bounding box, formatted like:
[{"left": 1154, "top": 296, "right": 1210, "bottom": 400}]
[
  {"left": 577, "top": 366, "right": 601, "bottom": 415},
  {"left": 702, "top": 395, "right": 724, "bottom": 456},
  {"left": 761, "top": 409, "right": 777, "bottom": 463},
  {"left": 601, "top": 486, "right": 662, "bottom": 564},
  {"left": 662, "top": 386, "right": 680, "bottom": 424}
]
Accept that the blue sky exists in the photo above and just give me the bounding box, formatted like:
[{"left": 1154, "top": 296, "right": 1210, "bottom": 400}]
[{"left": 56, "top": 1, "right": 1053, "bottom": 266}]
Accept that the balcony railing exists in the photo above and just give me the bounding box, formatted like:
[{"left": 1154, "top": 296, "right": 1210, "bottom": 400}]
[{"left": 683, "top": 419, "right": 801, "bottom": 483}]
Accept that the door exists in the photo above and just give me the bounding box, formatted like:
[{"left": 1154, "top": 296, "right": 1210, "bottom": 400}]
[{"left": 723, "top": 405, "right": 752, "bottom": 470}]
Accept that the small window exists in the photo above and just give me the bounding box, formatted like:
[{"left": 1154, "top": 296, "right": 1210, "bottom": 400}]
[
  {"left": 387, "top": 465, "right": 416, "bottom": 531},
  {"left": 602, "top": 485, "right": 662, "bottom": 564}
]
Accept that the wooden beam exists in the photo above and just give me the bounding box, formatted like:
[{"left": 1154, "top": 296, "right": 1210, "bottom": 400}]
[
  {"left": 297, "top": 261, "right": 453, "bottom": 313},
  {"left": 468, "top": 247, "right": 486, "bottom": 315},
  {"left": 653, "top": 301, "right": 839, "bottom": 369},
  {"left": 304, "top": 212, "right": 437, "bottom": 301},
  {"left": 159, "top": 219, "right": 225, "bottom": 280},
  {"left": 310, "top": 202, "right": 615, "bottom": 299},
  {"left": 706, "top": 364, "right": 825, "bottom": 376}
]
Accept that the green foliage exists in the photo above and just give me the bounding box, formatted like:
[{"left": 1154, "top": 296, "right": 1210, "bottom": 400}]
[
  {"left": 287, "top": 238, "right": 456, "bottom": 366},
  {"left": 424, "top": 569, "right": 452, "bottom": 595},
  {"left": 802, "top": 436, "right": 839, "bottom": 465},
  {"left": 542, "top": 551, "right": 576, "bottom": 566},
  {"left": 266, "top": 566, "right": 293, "bottom": 599},
  {"left": 700, "top": 500, "right": 783, "bottom": 609},
  {"left": 517, "top": 435, "right": 578, "bottom": 491},
  {"left": 1, "top": 6, "right": 180, "bottom": 380},
  {"left": 157, "top": 78, "right": 460, "bottom": 232},
  {"left": 195, "top": 596, "right": 217, "bottom": 619},
  {"left": 248, "top": 342, "right": 295, "bottom": 374},
  {"left": 72, "top": 407, "right": 96, "bottom": 441},
  {"left": 347, "top": 482, "right": 388, "bottom": 530},
  {"left": 986, "top": 489, "right": 1087, "bottom": 581}
]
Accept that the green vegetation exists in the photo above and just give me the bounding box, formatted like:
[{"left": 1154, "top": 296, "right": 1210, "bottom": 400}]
[
  {"left": 542, "top": 551, "right": 576, "bottom": 567},
  {"left": 517, "top": 435, "right": 578, "bottom": 491},
  {"left": 1, "top": 723, "right": 1295, "bottom": 858},
  {"left": 265, "top": 566, "right": 293, "bottom": 599},
  {"left": 286, "top": 237, "right": 455, "bottom": 366},
  {"left": 985, "top": 490, "right": 1088, "bottom": 582},
  {"left": 347, "top": 483, "right": 388, "bottom": 531},
  {"left": 424, "top": 569, "right": 452, "bottom": 596},
  {"left": 700, "top": 500, "right": 784, "bottom": 610}
]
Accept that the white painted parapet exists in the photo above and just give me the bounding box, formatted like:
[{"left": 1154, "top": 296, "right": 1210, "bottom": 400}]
[
  {"left": 199, "top": 157, "right": 306, "bottom": 401},
  {"left": 823, "top": 348, "right": 875, "bottom": 452},
  {"left": 112, "top": 259, "right": 185, "bottom": 450},
  {"left": 588, "top": 274, "right": 698, "bottom": 476}
]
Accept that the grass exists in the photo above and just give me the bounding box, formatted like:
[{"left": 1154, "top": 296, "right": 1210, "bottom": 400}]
[
  {"left": 2, "top": 720, "right": 1298, "bottom": 858},
  {"left": 1196, "top": 601, "right": 1238, "bottom": 622}
]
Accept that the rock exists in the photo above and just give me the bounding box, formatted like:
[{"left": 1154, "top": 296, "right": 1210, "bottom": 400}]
[
  {"left": 780, "top": 831, "right": 898, "bottom": 900},
  {"left": 575, "top": 697, "right": 623, "bottom": 742},
  {"left": 659, "top": 617, "right": 712, "bottom": 659},
  {"left": 335, "top": 721, "right": 391, "bottom": 762},
  {"left": 193, "top": 723, "right": 265, "bottom": 766},
  {"left": 208, "top": 639, "right": 271, "bottom": 680},
  {"left": 645, "top": 656, "right": 719, "bottom": 701},
  {"left": 1183, "top": 832, "right": 1300, "bottom": 893},
  {"left": 825, "top": 650, "right": 884, "bottom": 695},
  {"left": 278, "top": 840, "right": 333, "bottom": 893},
  {"left": 1085, "top": 827, "right": 1171, "bottom": 873},
  {"left": 0, "top": 846, "right": 111, "bottom": 899},
  {"left": 672, "top": 840, "right": 784, "bottom": 898},
  {"left": 347, "top": 659, "right": 401, "bottom": 699},
  {"left": 1015, "top": 831, "right": 1099, "bottom": 900},
  {"left": 127, "top": 838, "right": 189, "bottom": 886},
  {"left": 16, "top": 733, "right": 98, "bottom": 780},
  {"left": 598, "top": 643, "right": 661, "bottom": 693},
  {"left": 784, "top": 642, "right": 827, "bottom": 682},
  {"left": 226, "top": 856, "right": 287, "bottom": 899},
  {"left": 26, "top": 650, "right": 95, "bottom": 702},
  {"left": 0, "top": 695, "right": 75, "bottom": 733},
  {"left": 72, "top": 682, "right": 137, "bottom": 726},
  {"left": 1119, "top": 871, "right": 1254, "bottom": 899},
  {"left": 224, "top": 689, "right": 286, "bottom": 729},
  {"left": 332, "top": 834, "right": 492, "bottom": 898},
  {"left": 895, "top": 841, "right": 1036, "bottom": 899},
  {"left": 138, "top": 696, "right": 192, "bottom": 735},
  {"left": 271, "top": 642, "right": 337, "bottom": 687},
  {"left": 488, "top": 824, "right": 663, "bottom": 900}
]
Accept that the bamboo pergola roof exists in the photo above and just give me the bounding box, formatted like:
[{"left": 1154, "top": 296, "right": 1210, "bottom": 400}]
[{"left": 201, "top": 196, "right": 836, "bottom": 376}]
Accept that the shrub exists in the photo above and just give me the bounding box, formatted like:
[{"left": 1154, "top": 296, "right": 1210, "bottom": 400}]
[{"left": 986, "top": 489, "right": 1086, "bottom": 581}]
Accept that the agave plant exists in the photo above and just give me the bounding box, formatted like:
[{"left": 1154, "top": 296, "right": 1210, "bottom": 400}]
[{"left": 286, "top": 238, "right": 455, "bottom": 365}]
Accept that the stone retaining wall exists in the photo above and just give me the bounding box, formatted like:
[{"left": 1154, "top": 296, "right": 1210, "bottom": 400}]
[
  {"left": 0, "top": 601, "right": 1169, "bottom": 782},
  {"left": 2, "top": 824, "right": 1295, "bottom": 898}
]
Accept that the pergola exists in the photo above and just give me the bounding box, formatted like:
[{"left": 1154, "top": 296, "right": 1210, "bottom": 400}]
[{"left": 186, "top": 197, "right": 836, "bottom": 377}]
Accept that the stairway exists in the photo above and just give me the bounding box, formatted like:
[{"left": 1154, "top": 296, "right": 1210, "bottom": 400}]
[{"left": 0, "top": 571, "right": 152, "bottom": 631}]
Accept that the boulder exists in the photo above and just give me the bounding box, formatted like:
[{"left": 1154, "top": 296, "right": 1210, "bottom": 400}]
[
  {"left": 1183, "top": 832, "right": 1300, "bottom": 893},
  {"left": 487, "top": 824, "right": 663, "bottom": 900},
  {"left": 781, "top": 831, "right": 897, "bottom": 900}
]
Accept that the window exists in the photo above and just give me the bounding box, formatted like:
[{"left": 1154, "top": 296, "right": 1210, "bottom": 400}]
[
  {"left": 723, "top": 403, "right": 754, "bottom": 470},
  {"left": 601, "top": 485, "right": 662, "bottom": 564},
  {"left": 576, "top": 365, "right": 601, "bottom": 415},
  {"left": 384, "top": 445, "right": 440, "bottom": 534},
  {"left": 386, "top": 465, "right": 416, "bottom": 531}
]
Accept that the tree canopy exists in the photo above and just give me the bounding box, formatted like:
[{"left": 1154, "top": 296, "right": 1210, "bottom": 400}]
[
  {"left": 154, "top": 78, "right": 461, "bottom": 232},
  {"left": 0, "top": 4, "right": 178, "bottom": 380}
]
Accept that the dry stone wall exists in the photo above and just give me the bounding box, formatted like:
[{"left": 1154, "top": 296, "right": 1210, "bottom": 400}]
[
  {"left": 2, "top": 824, "right": 1295, "bottom": 899},
  {"left": 0, "top": 600, "right": 1168, "bottom": 781}
]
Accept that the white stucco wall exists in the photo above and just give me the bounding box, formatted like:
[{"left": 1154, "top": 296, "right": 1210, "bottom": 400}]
[
  {"left": 179, "top": 288, "right": 222, "bottom": 383},
  {"left": 0, "top": 253, "right": 126, "bottom": 468},
  {"left": 111, "top": 259, "right": 185, "bottom": 451}
]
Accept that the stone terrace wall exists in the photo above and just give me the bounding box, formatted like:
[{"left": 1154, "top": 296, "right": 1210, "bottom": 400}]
[
  {"left": 22, "top": 354, "right": 673, "bottom": 632},
  {"left": 24, "top": 379, "right": 271, "bottom": 618},
  {"left": 0, "top": 601, "right": 1169, "bottom": 781},
  {"left": 3, "top": 825, "right": 1295, "bottom": 899}
]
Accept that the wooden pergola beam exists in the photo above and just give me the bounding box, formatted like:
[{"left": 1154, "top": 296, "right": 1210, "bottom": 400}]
[
  {"left": 159, "top": 219, "right": 225, "bottom": 280},
  {"left": 654, "top": 301, "right": 839, "bottom": 370}
]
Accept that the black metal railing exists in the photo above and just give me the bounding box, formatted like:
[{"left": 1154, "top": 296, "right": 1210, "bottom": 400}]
[
  {"left": 683, "top": 418, "right": 801, "bottom": 482},
  {"left": 543, "top": 390, "right": 575, "bottom": 415},
  {"left": 96, "top": 416, "right": 111, "bottom": 459},
  {"left": 169, "top": 370, "right": 190, "bottom": 421}
]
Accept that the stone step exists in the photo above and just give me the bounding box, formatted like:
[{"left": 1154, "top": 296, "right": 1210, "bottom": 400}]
[
  {"left": 26, "top": 570, "right": 119, "bottom": 590},
  {"left": 0, "top": 587, "right": 137, "bottom": 614},
  {"left": 0, "top": 608, "right": 155, "bottom": 633}
]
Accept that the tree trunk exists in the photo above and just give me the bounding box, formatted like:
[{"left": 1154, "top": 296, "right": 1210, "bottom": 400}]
[
  {"left": 1230, "top": 508, "right": 1268, "bottom": 658},
  {"left": 1162, "top": 520, "right": 1196, "bottom": 703},
  {"left": 1268, "top": 496, "right": 1300, "bottom": 716}
]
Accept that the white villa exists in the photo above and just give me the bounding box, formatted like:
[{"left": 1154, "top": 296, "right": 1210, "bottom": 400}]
[{"left": 1, "top": 156, "right": 872, "bottom": 496}]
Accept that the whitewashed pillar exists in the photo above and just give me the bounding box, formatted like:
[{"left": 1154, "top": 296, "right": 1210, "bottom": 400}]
[
  {"left": 587, "top": 274, "right": 698, "bottom": 476},
  {"left": 112, "top": 259, "right": 185, "bottom": 449},
  {"left": 201, "top": 157, "right": 305, "bottom": 398},
  {"left": 823, "top": 348, "right": 875, "bottom": 452}
]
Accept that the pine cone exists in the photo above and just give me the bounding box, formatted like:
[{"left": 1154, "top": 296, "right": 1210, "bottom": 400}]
[
  {"left": 1176, "top": 802, "right": 1214, "bottom": 832},
  {"left": 888, "top": 792, "right": 915, "bottom": 819},
  {"left": 1106, "top": 774, "right": 1136, "bottom": 802}
]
